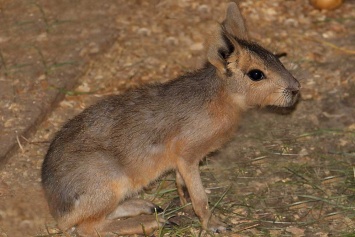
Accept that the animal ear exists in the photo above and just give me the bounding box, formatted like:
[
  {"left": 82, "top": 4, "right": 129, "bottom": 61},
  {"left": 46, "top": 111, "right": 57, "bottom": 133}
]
[
  {"left": 207, "top": 2, "right": 246, "bottom": 75},
  {"left": 222, "top": 2, "right": 248, "bottom": 40}
]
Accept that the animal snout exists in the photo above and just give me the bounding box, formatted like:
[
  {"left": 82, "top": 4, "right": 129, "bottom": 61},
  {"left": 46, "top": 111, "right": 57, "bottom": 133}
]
[{"left": 290, "top": 78, "right": 301, "bottom": 96}]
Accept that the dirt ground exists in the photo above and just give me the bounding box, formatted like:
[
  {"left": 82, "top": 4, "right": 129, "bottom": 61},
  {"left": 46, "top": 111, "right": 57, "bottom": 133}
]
[{"left": 0, "top": 0, "right": 354, "bottom": 236}]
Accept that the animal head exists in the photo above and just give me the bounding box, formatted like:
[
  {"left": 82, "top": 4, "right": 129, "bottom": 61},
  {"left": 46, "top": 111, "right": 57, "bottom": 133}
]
[{"left": 207, "top": 2, "right": 300, "bottom": 109}]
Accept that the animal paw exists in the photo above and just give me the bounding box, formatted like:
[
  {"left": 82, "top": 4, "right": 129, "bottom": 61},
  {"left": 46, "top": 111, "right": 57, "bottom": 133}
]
[
  {"left": 207, "top": 215, "right": 229, "bottom": 233},
  {"left": 107, "top": 198, "right": 163, "bottom": 219}
]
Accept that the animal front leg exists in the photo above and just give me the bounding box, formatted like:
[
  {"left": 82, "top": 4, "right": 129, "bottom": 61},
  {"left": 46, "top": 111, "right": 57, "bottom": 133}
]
[
  {"left": 176, "top": 160, "right": 227, "bottom": 233},
  {"left": 176, "top": 171, "right": 190, "bottom": 206}
]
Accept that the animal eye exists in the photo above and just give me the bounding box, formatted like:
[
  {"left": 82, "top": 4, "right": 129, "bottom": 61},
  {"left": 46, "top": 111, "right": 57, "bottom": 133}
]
[{"left": 247, "top": 69, "right": 265, "bottom": 81}]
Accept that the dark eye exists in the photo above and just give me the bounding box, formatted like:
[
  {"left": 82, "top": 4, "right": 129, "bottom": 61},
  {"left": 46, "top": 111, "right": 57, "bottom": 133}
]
[{"left": 247, "top": 69, "right": 265, "bottom": 81}]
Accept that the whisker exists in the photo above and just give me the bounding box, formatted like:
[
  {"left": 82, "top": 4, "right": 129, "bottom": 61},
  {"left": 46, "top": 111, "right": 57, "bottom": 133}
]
[{"left": 272, "top": 94, "right": 285, "bottom": 107}]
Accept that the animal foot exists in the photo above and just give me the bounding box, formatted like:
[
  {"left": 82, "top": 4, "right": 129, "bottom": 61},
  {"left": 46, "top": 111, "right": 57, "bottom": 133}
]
[
  {"left": 107, "top": 198, "right": 163, "bottom": 219},
  {"left": 207, "top": 215, "right": 229, "bottom": 233}
]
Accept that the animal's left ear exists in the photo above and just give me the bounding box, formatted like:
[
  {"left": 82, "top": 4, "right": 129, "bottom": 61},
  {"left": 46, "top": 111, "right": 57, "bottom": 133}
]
[
  {"left": 207, "top": 2, "right": 247, "bottom": 75},
  {"left": 222, "top": 2, "right": 249, "bottom": 40}
]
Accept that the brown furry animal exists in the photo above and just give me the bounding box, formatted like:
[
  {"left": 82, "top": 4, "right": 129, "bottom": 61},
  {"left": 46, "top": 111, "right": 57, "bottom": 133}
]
[{"left": 41, "top": 2, "right": 300, "bottom": 236}]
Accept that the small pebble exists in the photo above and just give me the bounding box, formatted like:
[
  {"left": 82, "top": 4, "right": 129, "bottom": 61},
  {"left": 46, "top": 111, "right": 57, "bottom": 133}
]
[
  {"left": 164, "top": 36, "right": 179, "bottom": 46},
  {"left": 137, "top": 27, "right": 151, "bottom": 36}
]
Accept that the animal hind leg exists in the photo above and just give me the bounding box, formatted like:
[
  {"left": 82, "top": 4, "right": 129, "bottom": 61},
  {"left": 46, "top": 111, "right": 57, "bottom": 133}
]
[
  {"left": 107, "top": 198, "right": 163, "bottom": 219},
  {"left": 56, "top": 209, "right": 107, "bottom": 237},
  {"left": 102, "top": 215, "right": 167, "bottom": 236},
  {"left": 76, "top": 216, "right": 106, "bottom": 237},
  {"left": 103, "top": 198, "right": 166, "bottom": 235},
  {"left": 56, "top": 183, "right": 125, "bottom": 236}
]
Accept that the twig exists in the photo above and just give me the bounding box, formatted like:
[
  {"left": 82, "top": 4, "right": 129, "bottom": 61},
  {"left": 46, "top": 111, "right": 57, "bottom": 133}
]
[
  {"left": 210, "top": 185, "right": 231, "bottom": 214},
  {"left": 236, "top": 223, "right": 260, "bottom": 233},
  {"left": 303, "top": 36, "right": 355, "bottom": 54},
  {"left": 16, "top": 135, "right": 24, "bottom": 152}
]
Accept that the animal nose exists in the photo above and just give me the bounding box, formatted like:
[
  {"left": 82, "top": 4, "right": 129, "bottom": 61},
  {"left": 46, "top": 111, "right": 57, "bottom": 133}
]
[
  {"left": 291, "top": 89, "right": 299, "bottom": 96},
  {"left": 290, "top": 78, "right": 301, "bottom": 96}
]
